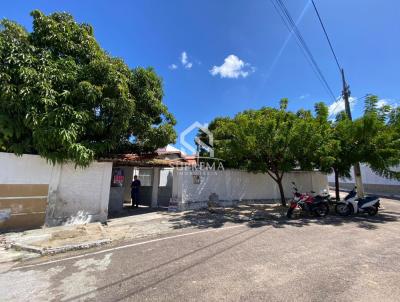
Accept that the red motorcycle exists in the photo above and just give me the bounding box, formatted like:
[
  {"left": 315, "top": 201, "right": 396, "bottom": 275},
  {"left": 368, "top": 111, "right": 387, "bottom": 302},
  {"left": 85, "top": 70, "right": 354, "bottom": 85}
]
[{"left": 286, "top": 182, "right": 330, "bottom": 218}]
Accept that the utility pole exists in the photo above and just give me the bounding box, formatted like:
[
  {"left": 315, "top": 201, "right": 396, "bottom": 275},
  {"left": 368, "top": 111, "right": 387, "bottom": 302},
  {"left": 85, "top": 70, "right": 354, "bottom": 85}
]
[{"left": 341, "top": 69, "right": 364, "bottom": 198}]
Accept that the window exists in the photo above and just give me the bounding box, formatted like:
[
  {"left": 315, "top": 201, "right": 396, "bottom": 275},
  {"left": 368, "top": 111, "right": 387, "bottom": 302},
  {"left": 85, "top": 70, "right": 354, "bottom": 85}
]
[{"left": 137, "top": 169, "right": 153, "bottom": 186}]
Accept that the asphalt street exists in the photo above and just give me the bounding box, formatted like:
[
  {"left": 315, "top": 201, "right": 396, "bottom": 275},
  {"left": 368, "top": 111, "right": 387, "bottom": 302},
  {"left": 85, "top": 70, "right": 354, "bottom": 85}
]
[{"left": 1, "top": 197, "right": 400, "bottom": 302}]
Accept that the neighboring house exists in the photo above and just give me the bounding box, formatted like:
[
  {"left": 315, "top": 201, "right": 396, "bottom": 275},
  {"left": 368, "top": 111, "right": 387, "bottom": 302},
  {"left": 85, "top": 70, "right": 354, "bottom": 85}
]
[
  {"left": 156, "top": 145, "right": 197, "bottom": 165},
  {"left": 328, "top": 164, "right": 400, "bottom": 196},
  {"left": 0, "top": 146, "right": 328, "bottom": 231}
]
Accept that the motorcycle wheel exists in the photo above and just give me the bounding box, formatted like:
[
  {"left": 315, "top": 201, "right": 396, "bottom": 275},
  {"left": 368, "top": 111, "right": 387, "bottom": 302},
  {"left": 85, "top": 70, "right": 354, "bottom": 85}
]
[
  {"left": 286, "top": 208, "right": 294, "bottom": 219},
  {"left": 367, "top": 206, "right": 378, "bottom": 216},
  {"left": 335, "top": 203, "right": 351, "bottom": 216},
  {"left": 314, "top": 204, "right": 329, "bottom": 217}
]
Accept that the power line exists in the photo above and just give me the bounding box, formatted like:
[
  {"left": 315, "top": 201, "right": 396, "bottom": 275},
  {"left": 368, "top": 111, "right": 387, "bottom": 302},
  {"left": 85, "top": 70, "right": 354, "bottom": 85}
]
[
  {"left": 270, "top": 0, "right": 337, "bottom": 102},
  {"left": 309, "top": 1, "right": 364, "bottom": 196},
  {"left": 276, "top": 0, "right": 336, "bottom": 100},
  {"left": 311, "top": 0, "right": 341, "bottom": 72},
  {"left": 353, "top": 94, "right": 369, "bottom": 103}
]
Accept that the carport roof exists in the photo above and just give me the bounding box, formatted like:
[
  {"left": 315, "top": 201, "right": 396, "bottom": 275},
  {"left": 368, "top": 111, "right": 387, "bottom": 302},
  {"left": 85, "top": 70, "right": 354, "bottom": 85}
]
[{"left": 98, "top": 153, "right": 193, "bottom": 167}]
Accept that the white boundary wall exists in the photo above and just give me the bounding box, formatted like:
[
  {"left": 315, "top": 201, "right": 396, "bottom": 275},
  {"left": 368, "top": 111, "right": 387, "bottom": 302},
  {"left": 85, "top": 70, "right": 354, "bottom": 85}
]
[
  {"left": 172, "top": 169, "right": 328, "bottom": 210},
  {"left": 327, "top": 164, "right": 400, "bottom": 185},
  {"left": 0, "top": 152, "right": 112, "bottom": 226}
]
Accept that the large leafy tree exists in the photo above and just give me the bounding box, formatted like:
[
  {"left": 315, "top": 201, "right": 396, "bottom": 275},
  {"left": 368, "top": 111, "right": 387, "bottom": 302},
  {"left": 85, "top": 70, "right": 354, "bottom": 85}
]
[
  {"left": 202, "top": 97, "right": 399, "bottom": 206},
  {"left": 0, "top": 11, "right": 176, "bottom": 166},
  {"left": 203, "top": 99, "right": 319, "bottom": 206},
  {"left": 313, "top": 108, "right": 355, "bottom": 201},
  {"left": 307, "top": 102, "right": 356, "bottom": 201},
  {"left": 355, "top": 95, "right": 400, "bottom": 180},
  {"left": 314, "top": 96, "right": 400, "bottom": 200}
]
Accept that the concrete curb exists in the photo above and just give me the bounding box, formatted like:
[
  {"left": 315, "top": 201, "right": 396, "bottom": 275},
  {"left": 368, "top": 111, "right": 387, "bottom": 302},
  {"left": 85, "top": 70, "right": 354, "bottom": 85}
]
[{"left": 11, "top": 238, "right": 112, "bottom": 256}]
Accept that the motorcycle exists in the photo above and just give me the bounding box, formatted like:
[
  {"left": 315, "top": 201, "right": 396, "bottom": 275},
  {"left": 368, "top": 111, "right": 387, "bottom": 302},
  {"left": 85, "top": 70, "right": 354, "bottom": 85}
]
[
  {"left": 286, "top": 182, "right": 330, "bottom": 218},
  {"left": 335, "top": 187, "right": 380, "bottom": 216}
]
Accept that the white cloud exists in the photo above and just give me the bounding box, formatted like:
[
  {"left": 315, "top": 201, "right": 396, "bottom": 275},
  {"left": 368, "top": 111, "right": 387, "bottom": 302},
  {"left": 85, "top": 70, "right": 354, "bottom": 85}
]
[
  {"left": 378, "top": 99, "right": 399, "bottom": 109},
  {"left": 168, "top": 64, "right": 178, "bottom": 70},
  {"left": 299, "top": 94, "right": 310, "bottom": 100},
  {"left": 328, "top": 97, "right": 356, "bottom": 117},
  {"left": 181, "top": 52, "right": 188, "bottom": 65},
  {"left": 377, "top": 99, "right": 390, "bottom": 108},
  {"left": 210, "top": 55, "right": 254, "bottom": 79},
  {"left": 180, "top": 51, "right": 193, "bottom": 69}
]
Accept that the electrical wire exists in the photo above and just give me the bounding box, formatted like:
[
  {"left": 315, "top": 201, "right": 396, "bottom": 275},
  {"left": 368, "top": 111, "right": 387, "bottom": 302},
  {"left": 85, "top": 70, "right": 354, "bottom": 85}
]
[
  {"left": 276, "top": 0, "right": 336, "bottom": 100},
  {"left": 311, "top": 0, "right": 341, "bottom": 72},
  {"left": 270, "top": 0, "right": 337, "bottom": 102}
]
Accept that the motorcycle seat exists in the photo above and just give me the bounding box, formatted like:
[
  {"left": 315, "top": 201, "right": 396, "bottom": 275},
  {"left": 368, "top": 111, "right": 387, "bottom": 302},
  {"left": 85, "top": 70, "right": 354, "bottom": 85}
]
[{"left": 358, "top": 196, "right": 378, "bottom": 207}]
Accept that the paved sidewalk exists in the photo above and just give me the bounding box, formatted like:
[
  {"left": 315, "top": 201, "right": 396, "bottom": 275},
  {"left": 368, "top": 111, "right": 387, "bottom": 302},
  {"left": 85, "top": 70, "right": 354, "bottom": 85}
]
[{"left": 0, "top": 211, "right": 184, "bottom": 262}]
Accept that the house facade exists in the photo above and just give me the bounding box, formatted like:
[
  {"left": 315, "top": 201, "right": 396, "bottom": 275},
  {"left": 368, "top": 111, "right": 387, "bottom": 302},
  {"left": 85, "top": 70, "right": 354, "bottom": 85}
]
[{"left": 0, "top": 150, "right": 328, "bottom": 231}]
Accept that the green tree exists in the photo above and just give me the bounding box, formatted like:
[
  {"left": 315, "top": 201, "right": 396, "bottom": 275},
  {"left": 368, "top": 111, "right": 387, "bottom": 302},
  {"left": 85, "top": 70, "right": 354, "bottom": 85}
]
[
  {"left": 355, "top": 95, "right": 400, "bottom": 180},
  {"left": 205, "top": 99, "right": 318, "bottom": 206},
  {"left": 322, "top": 114, "right": 354, "bottom": 201},
  {"left": 315, "top": 96, "right": 400, "bottom": 200},
  {"left": 0, "top": 11, "right": 176, "bottom": 166},
  {"left": 307, "top": 102, "right": 354, "bottom": 201}
]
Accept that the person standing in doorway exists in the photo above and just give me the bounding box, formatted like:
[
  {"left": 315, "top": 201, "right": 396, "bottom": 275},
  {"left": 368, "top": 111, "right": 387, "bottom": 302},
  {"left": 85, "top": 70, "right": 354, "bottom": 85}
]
[{"left": 131, "top": 175, "right": 141, "bottom": 208}]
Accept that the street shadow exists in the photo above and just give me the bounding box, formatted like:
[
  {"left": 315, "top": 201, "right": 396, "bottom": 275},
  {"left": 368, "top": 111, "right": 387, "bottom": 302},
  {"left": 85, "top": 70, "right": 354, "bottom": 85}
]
[
  {"left": 164, "top": 203, "right": 286, "bottom": 230},
  {"left": 273, "top": 210, "right": 399, "bottom": 230},
  {"left": 108, "top": 206, "right": 167, "bottom": 220},
  {"left": 163, "top": 203, "right": 400, "bottom": 231}
]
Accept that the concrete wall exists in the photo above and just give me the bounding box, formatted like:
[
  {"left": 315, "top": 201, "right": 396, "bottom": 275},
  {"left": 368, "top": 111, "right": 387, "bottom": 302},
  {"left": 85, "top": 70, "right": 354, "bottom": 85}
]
[
  {"left": 327, "top": 164, "right": 400, "bottom": 196},
  {"left": 0, "top": 184, "right": 49, "bottom": 231},
  {"left": 0, "top": 153, "right": 52, "bottom": 231},
  {"left": 172, "top": 169, "right": 328, "bottom": 210},
  {"left": 0, "top": 152, "right": 112, "bottom": 230},
  {"left": 327, "top": 164, "right": 400, "bottom": 185}
]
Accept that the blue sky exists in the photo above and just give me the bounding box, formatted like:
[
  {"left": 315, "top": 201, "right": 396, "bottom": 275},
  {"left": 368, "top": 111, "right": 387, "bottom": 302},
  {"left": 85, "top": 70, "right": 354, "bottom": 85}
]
[{"left": 2, "top": 0, "right": 399, "bottom": 153}]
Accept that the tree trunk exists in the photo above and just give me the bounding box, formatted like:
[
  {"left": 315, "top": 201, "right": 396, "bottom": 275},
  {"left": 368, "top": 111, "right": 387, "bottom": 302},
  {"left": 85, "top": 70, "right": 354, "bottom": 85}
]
[
  {"left": 334, "top": 168, "right": 340, "bottom": 201},
  {"left": 277, "top": 178, "right": 286, "bottom": 207},
  {"left": 266, "top": 170, "right": 286, "bottom": 207}
]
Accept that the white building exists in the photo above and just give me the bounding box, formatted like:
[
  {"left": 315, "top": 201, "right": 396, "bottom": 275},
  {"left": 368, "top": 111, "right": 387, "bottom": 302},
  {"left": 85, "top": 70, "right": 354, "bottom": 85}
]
[{"left": 328, "top": 164, "right": 400, "bottom": 196}]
